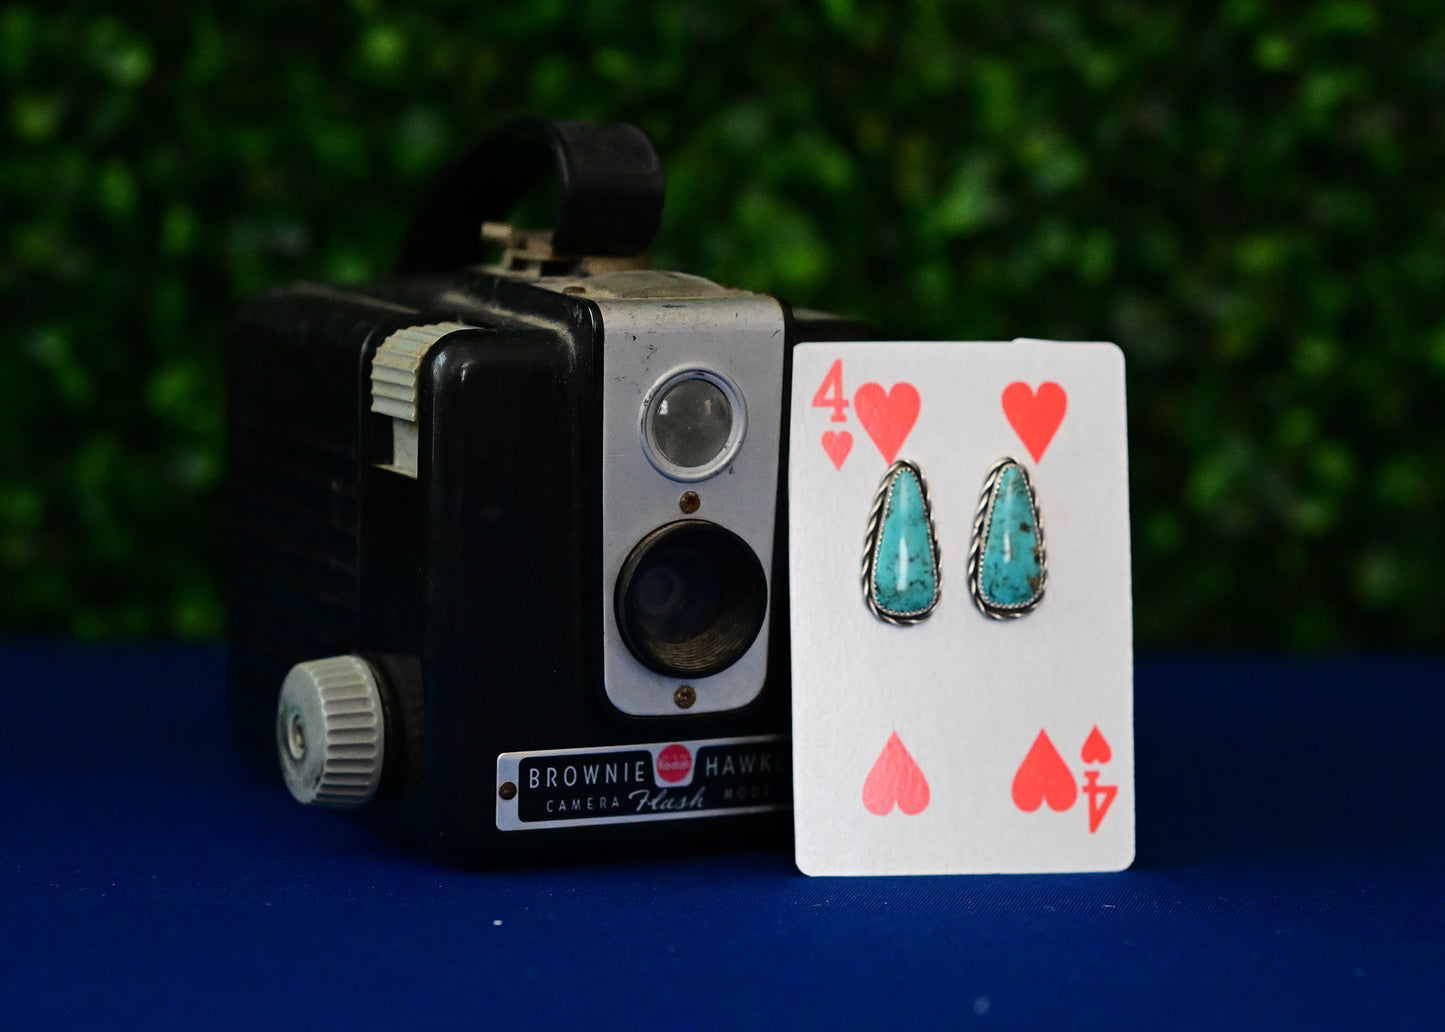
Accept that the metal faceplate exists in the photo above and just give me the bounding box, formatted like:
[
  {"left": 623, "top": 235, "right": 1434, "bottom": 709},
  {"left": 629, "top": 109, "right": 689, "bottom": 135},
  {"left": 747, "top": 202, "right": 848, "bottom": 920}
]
[{"left": 595, "top": 293, "right": 786, "bottom": 715}]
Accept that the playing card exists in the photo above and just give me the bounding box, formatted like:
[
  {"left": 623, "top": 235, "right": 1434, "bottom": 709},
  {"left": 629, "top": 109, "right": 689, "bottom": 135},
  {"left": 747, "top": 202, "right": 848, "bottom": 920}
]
[{"left": 788, "top": 339, "right": 1133, "bottom": 875}]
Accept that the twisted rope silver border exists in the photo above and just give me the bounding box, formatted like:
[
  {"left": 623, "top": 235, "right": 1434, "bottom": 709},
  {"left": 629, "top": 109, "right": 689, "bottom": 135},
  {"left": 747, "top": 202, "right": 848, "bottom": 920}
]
[
  {"left": 861, "top": 459, "right": 941, "bottom": 626},
  {"left": 967, "top": 456, "right": 1047, "bottom": 619}
]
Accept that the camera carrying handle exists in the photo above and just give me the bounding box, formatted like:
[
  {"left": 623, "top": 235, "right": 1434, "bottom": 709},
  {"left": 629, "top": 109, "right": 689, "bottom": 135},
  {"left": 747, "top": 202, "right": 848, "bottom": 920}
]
[{"left": 397, "top": 117, "right": 665, "bottom": 274}]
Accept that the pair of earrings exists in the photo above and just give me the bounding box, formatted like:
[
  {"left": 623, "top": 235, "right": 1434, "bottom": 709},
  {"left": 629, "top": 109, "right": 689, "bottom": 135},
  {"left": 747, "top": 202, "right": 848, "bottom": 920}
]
[{"left": 861, "top": 457, "right": 1046, "bottom": 626}]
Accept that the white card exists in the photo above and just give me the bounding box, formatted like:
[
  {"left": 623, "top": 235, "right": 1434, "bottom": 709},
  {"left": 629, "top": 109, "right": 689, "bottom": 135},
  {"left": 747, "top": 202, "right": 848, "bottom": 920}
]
[{"left": 788, "top": 339, "right": 1134, "bottom": 876}]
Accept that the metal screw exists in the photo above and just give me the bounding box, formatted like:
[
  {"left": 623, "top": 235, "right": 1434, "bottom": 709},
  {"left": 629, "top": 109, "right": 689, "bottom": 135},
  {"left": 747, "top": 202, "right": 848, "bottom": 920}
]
[
  {"left": 286, "top": 713, "right": 307, "bottom": 761},
  {"left": 498, "top": 781, "right": 518, "bottom": 800},
  {"left": 674, "top": 685, "right": 696, "bottom": 709},
  {"left": 679, "top": 491, "right": 700, "bottom": 514}
]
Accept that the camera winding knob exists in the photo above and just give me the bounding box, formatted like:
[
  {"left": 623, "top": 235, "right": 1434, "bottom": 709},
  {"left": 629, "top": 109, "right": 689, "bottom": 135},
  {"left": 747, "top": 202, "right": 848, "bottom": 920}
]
[{"left": 276, "top": 656, "right": 386, "bottom": 809}]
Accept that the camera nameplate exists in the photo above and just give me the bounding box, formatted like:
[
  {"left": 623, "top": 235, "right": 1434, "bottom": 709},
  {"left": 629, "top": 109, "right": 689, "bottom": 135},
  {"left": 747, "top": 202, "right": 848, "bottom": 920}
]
[{"left": 495, "top": 734, "right": 789, "bottom": 830}]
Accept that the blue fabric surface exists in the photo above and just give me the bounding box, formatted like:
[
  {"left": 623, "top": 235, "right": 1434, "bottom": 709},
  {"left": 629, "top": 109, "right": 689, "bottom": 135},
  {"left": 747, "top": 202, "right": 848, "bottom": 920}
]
[{"left": 2, "top": 643, "right": 1442, "bottom": 1029}]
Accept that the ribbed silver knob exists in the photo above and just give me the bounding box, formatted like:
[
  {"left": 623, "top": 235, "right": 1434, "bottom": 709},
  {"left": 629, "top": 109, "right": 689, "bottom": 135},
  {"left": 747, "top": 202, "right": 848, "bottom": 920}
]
[
  {"left": 276, "top": 656, "right": 386, "bottom": 808},
  {"left": 370, "top": 321, "right": 471, "bottom": 422},
  {"left": 369, "top": 321, "right": 472, "bottom": 477}
]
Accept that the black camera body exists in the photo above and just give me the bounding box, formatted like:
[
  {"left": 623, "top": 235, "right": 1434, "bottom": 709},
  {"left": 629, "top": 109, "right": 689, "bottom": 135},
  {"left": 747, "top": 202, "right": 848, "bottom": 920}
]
[{"left": 228, "top": 119, "right": 870, "bottom": 865}]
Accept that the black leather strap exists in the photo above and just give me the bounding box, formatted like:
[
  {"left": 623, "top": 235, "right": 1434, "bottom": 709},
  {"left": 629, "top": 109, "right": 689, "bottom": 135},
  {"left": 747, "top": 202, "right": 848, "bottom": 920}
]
[{"left": 397, "top": 117, "right": 665, "bottom": 273}]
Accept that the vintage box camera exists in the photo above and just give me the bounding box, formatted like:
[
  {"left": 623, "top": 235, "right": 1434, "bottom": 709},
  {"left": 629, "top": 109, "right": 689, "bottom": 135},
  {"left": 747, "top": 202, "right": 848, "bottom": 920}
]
[{"left": 228, "top": 118, "right": 870, "bottom": 864}]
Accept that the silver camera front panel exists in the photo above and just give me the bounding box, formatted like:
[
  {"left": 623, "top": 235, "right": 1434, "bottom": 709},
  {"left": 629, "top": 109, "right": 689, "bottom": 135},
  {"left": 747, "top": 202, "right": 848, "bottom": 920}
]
[{"left": 596, "top": 293, "right": 786, "bottom": 716}]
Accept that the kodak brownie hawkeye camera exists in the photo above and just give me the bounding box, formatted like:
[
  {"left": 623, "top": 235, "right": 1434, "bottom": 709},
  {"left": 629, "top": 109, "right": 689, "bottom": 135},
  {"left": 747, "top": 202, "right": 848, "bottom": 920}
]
[{"left": 228, "top": 117, "right": 872, "bottom": 865}]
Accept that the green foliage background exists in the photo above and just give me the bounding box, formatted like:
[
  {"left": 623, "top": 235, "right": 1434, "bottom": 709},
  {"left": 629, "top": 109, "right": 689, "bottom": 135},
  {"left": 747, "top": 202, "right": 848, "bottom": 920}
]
[{"left": 3, "top": 1, "right": 1443, "bottom": 648}]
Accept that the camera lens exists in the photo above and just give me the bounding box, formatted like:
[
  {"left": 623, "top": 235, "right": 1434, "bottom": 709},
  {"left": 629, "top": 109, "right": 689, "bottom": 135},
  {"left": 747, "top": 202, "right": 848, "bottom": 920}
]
[
  {"left": 652, "top": 378, "right": 731, "bottom": 467},
  {"left": 615, "top": 520, "right": 768, "bottom": 679},
  {"left": 641, "top": 370, "right": 745, "bottom": 481}
]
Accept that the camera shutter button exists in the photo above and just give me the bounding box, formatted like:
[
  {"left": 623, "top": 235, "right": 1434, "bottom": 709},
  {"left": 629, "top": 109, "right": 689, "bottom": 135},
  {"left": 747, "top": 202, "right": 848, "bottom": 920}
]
[{"left": 276, "top": 656, "right": 386, "bottom": 808}]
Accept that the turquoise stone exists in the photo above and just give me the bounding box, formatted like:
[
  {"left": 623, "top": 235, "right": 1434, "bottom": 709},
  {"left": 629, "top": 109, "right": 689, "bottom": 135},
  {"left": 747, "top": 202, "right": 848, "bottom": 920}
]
[
  {"left": 979, "top": 463, "right": 1044, "bottom": 610},
  {"left": 870, "top": 465, "right": 939, "bottom": 617}
]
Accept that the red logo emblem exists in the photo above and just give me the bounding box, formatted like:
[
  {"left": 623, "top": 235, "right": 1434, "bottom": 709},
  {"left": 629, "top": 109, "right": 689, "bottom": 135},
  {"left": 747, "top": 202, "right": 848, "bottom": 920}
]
[{"left": 655, "top": 744, "right": 693, "bottom": 784}]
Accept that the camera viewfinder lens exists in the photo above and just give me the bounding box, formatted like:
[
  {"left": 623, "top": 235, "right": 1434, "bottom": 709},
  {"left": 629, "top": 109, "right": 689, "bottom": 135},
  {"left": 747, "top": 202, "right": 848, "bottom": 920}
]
[{"left": 650, "top": 378, "right": 732, "bottom": 469}]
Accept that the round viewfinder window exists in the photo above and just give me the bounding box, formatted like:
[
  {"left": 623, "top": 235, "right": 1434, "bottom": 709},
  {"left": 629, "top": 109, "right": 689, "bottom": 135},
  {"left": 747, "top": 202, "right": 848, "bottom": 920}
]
[{"left": 642, "top": 371, "right": 745, "bottom": 481}]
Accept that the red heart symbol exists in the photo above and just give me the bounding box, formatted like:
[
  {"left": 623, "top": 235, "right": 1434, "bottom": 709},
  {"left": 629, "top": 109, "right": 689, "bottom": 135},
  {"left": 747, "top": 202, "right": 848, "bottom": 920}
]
[
  {"left": 1011, "top": 730, "right": 1077, "bottom": 812},
  {"left": 1081, "top": 726, "right": 1112, "bottom": 765},
  {"left": 854, "top": 382, "right": 920, "bottom": 465},
  {"left": 1002, "top": 381, "right": 1067, "bottom": 463},
  {"left": 862, "top": 732, "right": 930, "bottom": 816},
  {"left": 821, "top": 430, "right": 853, "bottom": 470}
]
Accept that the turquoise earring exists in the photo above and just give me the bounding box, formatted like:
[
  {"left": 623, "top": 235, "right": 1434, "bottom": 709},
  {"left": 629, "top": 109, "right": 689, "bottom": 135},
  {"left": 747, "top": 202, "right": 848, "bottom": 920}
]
[
  {"left": 862, "top": 460, "right": 941, "bottom": 625},
  {"left": 968, "top": 457, "right": 1046, "bottom": 618}
]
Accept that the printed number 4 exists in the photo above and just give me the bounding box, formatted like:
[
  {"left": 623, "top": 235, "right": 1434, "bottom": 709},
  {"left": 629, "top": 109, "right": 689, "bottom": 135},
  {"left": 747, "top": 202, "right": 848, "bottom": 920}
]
[{"left": 812, "top": 359, "right": 849, "bottom": 423}]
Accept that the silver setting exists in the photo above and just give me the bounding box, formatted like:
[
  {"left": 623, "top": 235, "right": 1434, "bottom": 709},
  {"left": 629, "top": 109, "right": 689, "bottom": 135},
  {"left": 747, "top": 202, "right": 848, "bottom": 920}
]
[
  {"left": 967, "top": 457, "right": 1047, "bottom": 619},
  {"left": 860, "top": 459, "right": 941, "bottom": 626},
  {"left": 639, "top": 367, "right": 747, "bottom": 482}
]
